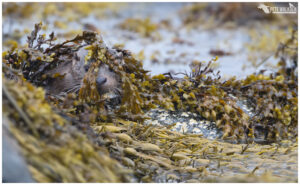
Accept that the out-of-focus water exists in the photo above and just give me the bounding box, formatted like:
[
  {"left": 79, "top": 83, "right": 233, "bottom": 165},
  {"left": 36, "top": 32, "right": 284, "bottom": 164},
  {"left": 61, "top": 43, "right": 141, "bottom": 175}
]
[{"left": 2, "top": 3, "right": 279, "bottom": 79}]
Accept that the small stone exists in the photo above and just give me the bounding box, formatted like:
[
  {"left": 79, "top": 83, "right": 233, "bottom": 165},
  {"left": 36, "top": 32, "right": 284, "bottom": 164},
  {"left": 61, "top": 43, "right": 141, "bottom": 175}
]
[
  {"left": 179, "top": 122, "right": 188, "bottom": 133},
  {"left": 189, "top": 119, "right": 198, "bottom": 126},
  {"left": 192, "top": 128, "right": 202, "bottom": 134},
  {"left": 157, "top": 109, "right": 164, "bottom": 113},
  {"left": 160, "top": 116, "right": 166, "bottom": 121},
  {"left": 173, "top": 122, "right": 180, "bottom": 129},
  {"left": 181, "top": 112, "right": 189, "bottom": 117},
  {"left": 151, "top": 120, "right": 160, "bottom": 126},
  {"left": 144, "top": 120, "right": 151, "bottom": 125}
]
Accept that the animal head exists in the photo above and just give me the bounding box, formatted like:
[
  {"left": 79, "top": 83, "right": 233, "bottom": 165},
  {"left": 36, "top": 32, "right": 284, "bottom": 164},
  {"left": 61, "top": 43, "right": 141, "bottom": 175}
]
[
  {"left": 44, "top": 47, "right": 121, "bottom": 99},
  {"left": 95, "top": 63, "right": 121, "bottom": 96}
]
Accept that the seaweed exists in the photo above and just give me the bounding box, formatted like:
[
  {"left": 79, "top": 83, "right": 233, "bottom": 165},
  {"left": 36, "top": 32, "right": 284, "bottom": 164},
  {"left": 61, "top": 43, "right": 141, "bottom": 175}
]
[
  {"left": 2, "top": 22, "right": 298, "bottom": 183},
  {"left": 118, "top": 18, "right": 159, "bottom": 38},
  {"left": 3, "top": 23, "right": 298, "bottom": 142},
  {"left": 3, "top": 78, "right": 133, "bottom": 182}
]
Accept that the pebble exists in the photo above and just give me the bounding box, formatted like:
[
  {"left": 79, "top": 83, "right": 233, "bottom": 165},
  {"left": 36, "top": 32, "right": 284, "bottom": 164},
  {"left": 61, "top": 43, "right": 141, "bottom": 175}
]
[
  {"left": 181, "top": 112, "right": 189, "bottom": 117},
  {"left": 151, "top": 120, "right": 160, "bottom": 126},
  {"left": 189, "top": 119, "right": 198, "bottom": 126},
  {"left": 192, "top": 128, "right": 202, "bottom": 134},
  {"left": 179, "top": 122, "right": 188, "bottom": 133}
]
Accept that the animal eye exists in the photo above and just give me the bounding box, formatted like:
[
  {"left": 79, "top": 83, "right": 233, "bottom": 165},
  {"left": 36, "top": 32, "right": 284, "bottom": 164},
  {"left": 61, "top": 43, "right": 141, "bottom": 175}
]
[{"left": 84, "top": 65, "right": 89, "bottom": 72}]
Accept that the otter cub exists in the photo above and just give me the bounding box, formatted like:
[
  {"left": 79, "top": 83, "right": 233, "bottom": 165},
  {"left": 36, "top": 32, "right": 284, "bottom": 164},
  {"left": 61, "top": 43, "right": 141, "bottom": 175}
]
[{"left": 45, "top": 47, "right": 120, "bottom": 98}]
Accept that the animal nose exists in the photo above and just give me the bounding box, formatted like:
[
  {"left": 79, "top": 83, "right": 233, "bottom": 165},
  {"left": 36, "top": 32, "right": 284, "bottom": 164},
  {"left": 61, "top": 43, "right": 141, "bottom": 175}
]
[{"left": 96, "top": 77, "right": 107, "bottom": 86}]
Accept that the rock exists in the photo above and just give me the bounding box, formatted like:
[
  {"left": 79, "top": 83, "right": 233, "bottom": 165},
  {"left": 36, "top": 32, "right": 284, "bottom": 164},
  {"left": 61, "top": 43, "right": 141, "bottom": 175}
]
[{"left": 2, "top": 118, "right": 34, "bottom": 183}]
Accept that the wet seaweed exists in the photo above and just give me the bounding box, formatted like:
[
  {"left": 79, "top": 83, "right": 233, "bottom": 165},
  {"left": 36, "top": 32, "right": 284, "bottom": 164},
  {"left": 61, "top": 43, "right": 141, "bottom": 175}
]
[
  {"left": 3, "top": 22, "right": 298, "bottom": 142},
  {"left": 2, "top": 22, "right": 298, "bottom": 183}
]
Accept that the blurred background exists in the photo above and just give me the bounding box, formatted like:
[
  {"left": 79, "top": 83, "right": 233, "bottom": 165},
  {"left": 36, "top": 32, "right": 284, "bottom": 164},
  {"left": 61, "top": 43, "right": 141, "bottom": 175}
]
[{"left": 2, "top": 2, "right": 298, "bottom": 79}]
